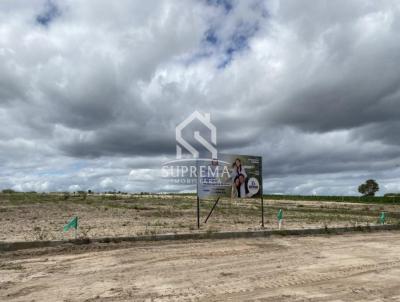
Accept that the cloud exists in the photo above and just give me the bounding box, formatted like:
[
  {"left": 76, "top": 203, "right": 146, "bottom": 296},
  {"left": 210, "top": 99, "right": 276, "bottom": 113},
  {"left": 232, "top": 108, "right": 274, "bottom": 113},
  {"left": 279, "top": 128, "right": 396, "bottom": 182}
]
[{"left": 1, "top": 0, "right": 400, "bottom": 195}]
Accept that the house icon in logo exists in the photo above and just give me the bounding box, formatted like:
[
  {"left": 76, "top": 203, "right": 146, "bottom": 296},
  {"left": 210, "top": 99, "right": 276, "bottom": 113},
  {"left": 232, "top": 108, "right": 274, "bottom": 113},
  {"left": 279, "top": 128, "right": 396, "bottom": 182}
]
[{"left": 176, "top": 111, "right": 217, "bottom": 159}]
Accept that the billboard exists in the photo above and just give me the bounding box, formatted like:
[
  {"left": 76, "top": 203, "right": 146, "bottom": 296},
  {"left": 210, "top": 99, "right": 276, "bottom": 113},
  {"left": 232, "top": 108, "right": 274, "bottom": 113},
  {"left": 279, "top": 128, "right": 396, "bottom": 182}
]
[{"left": 197, "top": 154, "right": 262, "bottom": 199}]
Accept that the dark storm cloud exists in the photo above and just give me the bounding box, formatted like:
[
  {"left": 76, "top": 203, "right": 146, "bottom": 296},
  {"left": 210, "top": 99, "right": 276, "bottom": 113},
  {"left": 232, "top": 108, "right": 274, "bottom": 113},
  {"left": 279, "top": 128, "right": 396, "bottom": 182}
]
[
  {"left": 1, "top": 0, "right": 400, "bottom": 194},
  {"left": 59, "top": 126, "right": 176, "bottom": 158},
  {"left": 0, "top": 56, "right": 28, "bottom": 105},
  {"left": 261, "top": 0, "right": 400, "bottom": 136},
  {"left": 352, "top": 121, "right": 400, "bottom": 147},
  {"left": 268, "top": 45, "right": 400, "bottom": 132}
]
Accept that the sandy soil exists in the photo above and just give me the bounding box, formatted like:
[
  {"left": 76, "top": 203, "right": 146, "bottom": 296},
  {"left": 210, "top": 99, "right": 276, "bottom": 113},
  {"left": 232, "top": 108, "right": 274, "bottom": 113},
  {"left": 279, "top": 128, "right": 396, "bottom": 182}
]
[
  {"left": 1, "top": 194, "right": 398, "bottom": 242},
  {"left": 1, "top": 231, "right": 400, "bottom": 301}
]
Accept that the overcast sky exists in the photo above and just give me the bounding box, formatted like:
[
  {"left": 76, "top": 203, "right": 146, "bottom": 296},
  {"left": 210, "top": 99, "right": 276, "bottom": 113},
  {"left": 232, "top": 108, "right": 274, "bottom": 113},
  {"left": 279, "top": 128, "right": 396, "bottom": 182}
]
[{"left": 1, "top": 0, "right": 400, "bottom": 195}]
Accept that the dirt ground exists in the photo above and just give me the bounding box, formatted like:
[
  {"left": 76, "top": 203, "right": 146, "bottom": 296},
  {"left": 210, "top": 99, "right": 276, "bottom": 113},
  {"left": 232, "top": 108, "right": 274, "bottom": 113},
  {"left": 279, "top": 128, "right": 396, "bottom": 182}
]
[
  {"left": 1, "top": 231, "right": 400, "bottom": 301},
  {"left": 1, "top": 194, "right": 399, "bottom": 242}
]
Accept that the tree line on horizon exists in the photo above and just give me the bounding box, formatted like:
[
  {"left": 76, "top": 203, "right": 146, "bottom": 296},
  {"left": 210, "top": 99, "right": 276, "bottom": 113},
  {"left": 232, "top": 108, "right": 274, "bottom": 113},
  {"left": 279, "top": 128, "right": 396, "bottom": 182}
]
[{"left": 0, "top": 179, "right": 395, "bottom": 198}]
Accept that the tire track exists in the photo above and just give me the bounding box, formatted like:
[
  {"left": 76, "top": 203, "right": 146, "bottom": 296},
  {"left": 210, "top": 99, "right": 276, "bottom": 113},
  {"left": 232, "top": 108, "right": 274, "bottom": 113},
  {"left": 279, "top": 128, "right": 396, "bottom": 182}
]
[{"left": 139, "top": 259, "right": 400, "bottom": 301}]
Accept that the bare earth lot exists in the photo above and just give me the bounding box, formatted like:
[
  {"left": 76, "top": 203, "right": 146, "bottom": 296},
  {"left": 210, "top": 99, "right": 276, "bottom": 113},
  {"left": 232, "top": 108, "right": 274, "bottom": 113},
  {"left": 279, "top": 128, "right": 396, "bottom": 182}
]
[
  {"left": 1, "top": 232, "right": 400, "bottom": 301},
  {"left": 1, "top": 193, "right": 399, "bottom": 241}
]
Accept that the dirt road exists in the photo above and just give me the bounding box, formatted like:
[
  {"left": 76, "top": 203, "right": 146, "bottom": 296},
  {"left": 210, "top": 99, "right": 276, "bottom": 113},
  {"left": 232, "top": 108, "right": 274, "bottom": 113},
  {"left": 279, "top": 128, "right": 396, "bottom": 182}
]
[{"left": 1, "top": 232, "right": 400, "bottom": 301}]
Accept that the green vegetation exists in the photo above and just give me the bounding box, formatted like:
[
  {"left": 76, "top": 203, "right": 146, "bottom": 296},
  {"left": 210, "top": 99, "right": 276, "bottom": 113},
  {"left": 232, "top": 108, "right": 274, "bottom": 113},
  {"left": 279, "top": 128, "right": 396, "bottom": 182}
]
[
  {"left": 384, "top": 193, "right": 400, "bottom": 197},
  {"left": 1, "top": 191, "right": 399, "bottom": 206},
  {"left": 263, "top": 194, "right": 399, "bottom": 204}
]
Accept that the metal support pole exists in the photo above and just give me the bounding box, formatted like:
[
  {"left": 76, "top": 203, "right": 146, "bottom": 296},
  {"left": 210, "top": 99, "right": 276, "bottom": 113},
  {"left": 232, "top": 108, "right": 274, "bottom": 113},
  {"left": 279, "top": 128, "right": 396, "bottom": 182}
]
[
  {"left": 260, "top": 156, "right": 264, "bottom": 228},
  {"left": 197, "top": 195, "right": 200, "bottom": 229},
  {"left": 196, "top": 159, "right": 200, "bottom": 229},
  {"left": 261, "top": 196, "right": 264, "bottom": 228},
  {"left": 204, "top": 197, "right": 220, "bottom": 223}
]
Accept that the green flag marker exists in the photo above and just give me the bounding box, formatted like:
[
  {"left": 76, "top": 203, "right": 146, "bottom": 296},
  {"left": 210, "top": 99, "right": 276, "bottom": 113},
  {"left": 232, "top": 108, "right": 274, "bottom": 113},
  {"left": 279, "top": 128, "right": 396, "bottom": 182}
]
[
  {"left": 379, "top": 212, "right": 385, "bottom": 225},
  {"left": 277, "top": 209, "right": 283, "bottom": 221},
  {"left": 63, "top": 216, "right": 78, "bottom": 232}
]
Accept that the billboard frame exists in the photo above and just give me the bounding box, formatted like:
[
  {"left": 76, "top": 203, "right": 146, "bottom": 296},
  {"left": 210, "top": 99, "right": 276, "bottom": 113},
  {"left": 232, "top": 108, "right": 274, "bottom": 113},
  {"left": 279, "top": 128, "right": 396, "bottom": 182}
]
[{"left": 195, "top": 155, "right": 264, "bottom": 229}]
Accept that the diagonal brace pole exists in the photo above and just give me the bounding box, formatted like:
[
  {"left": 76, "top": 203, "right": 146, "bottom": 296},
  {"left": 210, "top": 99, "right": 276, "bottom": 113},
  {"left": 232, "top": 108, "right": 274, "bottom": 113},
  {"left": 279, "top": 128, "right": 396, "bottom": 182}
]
[{"left": 204, "top": 197, "right": 220, "bottom": 223}]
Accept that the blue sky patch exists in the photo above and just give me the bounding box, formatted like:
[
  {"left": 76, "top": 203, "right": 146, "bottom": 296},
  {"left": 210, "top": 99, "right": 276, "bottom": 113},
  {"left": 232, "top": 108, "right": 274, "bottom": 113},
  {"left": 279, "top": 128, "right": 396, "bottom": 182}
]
[
  {"left": 36, "top": 0, "right": 61, "bottom": 27},
  {"left": 205, "top": 29, "right": 219, "bottom": 45},
  {"left": 206, "top": 0, "right": 234, "bottom": 13},
  {"left": 218, "top": 21, "right": 260, "bottom": 68}
]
